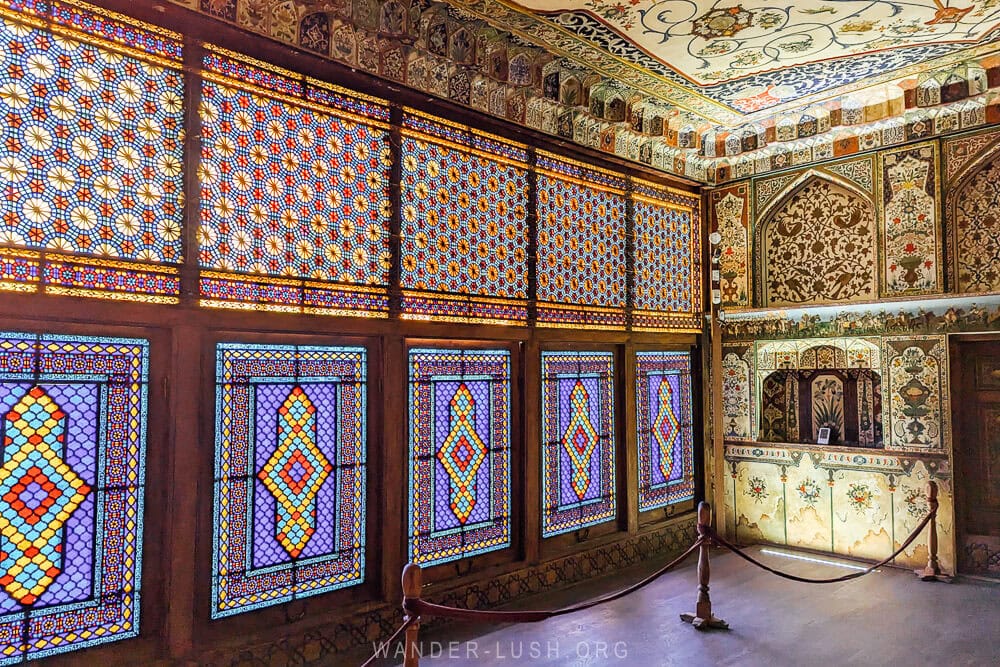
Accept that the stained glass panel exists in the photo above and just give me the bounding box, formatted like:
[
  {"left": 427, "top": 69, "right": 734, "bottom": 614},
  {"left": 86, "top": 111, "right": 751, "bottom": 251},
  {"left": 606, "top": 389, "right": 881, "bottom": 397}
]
[
  {"left": 636, "top": 351, "right": 696, "bottom": 511},
  {"left": 408, "top": 348, "right": 511, "bottom": 566},
  {"left": 198, "top": 48, "right": 391, "bottom": 316},
  {"left": 541, "top": 351, "right": 616, "bottom": 537},
  {"left": 400, "top": 111, "right": 529, "bottom": 324},
  {"left": 632, "top": 181, "right": 702, "bottom": 331},
  {"left": 0, "top": 331, "right": 148, "bottom": 661},
  {"left": 535, "top": 152, "right": 627, "bottom": 329},
  {"left": 0, "top": 1, "right": 183, "bottom": 302},
  {"left": 212, "top": 343, "right": 367, "bottom": 618}
]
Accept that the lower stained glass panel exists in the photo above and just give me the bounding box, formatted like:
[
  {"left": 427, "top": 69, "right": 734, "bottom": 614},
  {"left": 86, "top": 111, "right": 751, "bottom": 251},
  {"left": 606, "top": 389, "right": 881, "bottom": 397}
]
[
  {"left": 636, "top": 351, "right": 696, "bottom": 511},
  {"left": 541, "top": 351, "right": 616, "bottom": 537},
  {"left": 212, "top": 343, "right": 367, "bottom": 618},
  {"left": 408, "top": 348, "right": 511, "bottom": 566},
  {"left": 0, "top": 332, "right": 148, "bottom": 662}
]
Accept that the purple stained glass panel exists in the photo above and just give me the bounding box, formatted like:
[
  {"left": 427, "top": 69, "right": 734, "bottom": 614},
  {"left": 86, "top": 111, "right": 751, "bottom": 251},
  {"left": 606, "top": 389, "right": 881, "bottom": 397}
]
[
  {"left": 0, "top": 332, "right": 148, "bottom": 663},
  {"left": 408, "top": 348, "right": 511, "bottom": 566},
  {"left": 541, "top": 351, "right": 616, "bottom": 537},
  {"left": 636, "top": 351, "right": 696, "bottom": 512},
  {"left": 213, "top": 343, "right": 367, "bottom": 618}
]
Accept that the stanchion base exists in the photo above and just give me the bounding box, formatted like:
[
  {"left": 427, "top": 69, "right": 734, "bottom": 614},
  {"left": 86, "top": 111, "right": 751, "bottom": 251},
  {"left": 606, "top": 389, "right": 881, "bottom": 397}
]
[
  {"left": 679, "top": 613, "right": 729, "bottom": 630},
  {"left": 914, "top": 567, "right": 952, "bottom": 583}
]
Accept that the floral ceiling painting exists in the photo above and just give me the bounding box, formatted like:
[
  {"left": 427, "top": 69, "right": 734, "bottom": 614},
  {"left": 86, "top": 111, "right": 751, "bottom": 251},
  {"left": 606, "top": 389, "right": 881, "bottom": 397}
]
[{"left": 497, "top": 0, "right": 1000, "bottom": 115}]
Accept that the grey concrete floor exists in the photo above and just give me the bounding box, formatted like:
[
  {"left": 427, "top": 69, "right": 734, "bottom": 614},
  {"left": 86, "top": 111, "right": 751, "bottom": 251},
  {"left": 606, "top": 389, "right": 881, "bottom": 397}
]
[{"left": 349, "top": 546, "right": 1000, "bottom": 667}]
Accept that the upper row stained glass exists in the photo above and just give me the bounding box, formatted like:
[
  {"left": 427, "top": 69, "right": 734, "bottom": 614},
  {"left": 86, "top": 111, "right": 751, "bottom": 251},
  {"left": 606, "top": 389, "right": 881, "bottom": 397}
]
[
  {"left": 198, "top": 52, "right": 392, "bottom": 287},
  {"left": 0, "top": 13, "right": 184, "bottom": 263}
]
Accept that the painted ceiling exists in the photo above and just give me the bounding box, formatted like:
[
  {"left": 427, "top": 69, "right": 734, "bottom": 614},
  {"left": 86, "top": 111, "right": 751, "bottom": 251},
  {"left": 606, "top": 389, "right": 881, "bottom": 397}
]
[{"left": 449, "top": 0, "right": 1000, "bottom": 123}]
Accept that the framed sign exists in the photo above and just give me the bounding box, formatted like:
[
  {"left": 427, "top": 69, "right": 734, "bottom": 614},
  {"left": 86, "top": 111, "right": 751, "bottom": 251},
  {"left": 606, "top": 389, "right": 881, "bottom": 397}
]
[{"left": 817, "top": 427, "right": 831, "bottom": 445}]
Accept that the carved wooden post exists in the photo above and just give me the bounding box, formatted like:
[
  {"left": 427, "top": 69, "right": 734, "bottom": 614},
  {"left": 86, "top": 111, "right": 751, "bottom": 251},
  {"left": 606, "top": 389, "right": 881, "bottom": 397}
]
[
  {"left": 680, "top": 502, "right": 729, "bottom": 629},
  {"left": 914, "top": 481, "right": 950, "bottom": 582},
  {"left": 402, "top": 563, "right": 422, "bottom": 666}
]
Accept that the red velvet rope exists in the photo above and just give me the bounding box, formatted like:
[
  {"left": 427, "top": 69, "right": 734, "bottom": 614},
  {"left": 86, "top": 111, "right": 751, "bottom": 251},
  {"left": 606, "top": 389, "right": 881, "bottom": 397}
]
[{"left": 703, "top": 504, "right": 937, "bottom": 584}]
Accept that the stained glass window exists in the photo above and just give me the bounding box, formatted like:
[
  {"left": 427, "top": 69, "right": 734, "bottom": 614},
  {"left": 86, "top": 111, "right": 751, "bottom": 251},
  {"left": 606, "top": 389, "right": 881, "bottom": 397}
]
[
  {"left": 535, "top": 152, "right": 627, "bottom": 329},
  {"left": 212, "top": 343, "right": 367, "bottom": 618},
  {"left": 400, "top": 111, "right": 529, "bottom": 324},
  {"left": 636, "top": 351, "right": 696, "bottom": 511},
  {"left": 0, "top": 1, "right": 183, "bottom": 302},
  {"left": 632, "top": 180, "right": 702, "bottom": 331},
  {"left": 0, "top": 331, "right": 148, "bottom": 661},
  {"left": 198, "top": 48, "right": 392, "bottom": 317},
  {"left": 408, "top": 348, "right": 511, "bottom": 566},
  {"left": 541, "top": 351, "right": 616, "bottom": 537}
]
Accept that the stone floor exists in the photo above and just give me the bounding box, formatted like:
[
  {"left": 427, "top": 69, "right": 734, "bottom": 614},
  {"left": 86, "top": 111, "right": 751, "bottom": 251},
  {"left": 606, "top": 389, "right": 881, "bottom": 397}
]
[{"left": 350, "top": 546, "right": 1000, "bottom": 666}]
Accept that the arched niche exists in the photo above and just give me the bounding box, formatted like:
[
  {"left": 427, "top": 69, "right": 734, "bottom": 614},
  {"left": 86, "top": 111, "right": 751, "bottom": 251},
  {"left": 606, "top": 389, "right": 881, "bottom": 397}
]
[
  {"left": 757, "top": 341, "right": 883, "bottom": 448},
  {"left": 948, "top": 146, "right": 1000, "bottom": 293},
  {"left": 755, "top": 173, "right": 878, "bottom": 307}
]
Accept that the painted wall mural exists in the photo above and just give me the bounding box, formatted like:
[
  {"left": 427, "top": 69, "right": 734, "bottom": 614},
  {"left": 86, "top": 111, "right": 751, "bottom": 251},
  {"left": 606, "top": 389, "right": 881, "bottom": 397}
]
[
  {"left": 880, "top": 142, "right": 942, "bottom": 295},
  {"left": 884, "top": 336, "right": 951, "bottom": 450},
  {"left": 760, "top": 177, "right": 878, "bottom": 306},
  {"left": 505, "top": 0, "right": 1000, "bottom": 112},
  {"left": 710, "top": 184, "right": 750, "bottom": 308},
  {"left": 721, "top": 344, "right": 752, "bottom": 440},
  {"left": 950, "top": 147, "right": 1000, "bottom": 293},
  {"left": 725, "top": 443, "right": 954, "bottom": 572}
]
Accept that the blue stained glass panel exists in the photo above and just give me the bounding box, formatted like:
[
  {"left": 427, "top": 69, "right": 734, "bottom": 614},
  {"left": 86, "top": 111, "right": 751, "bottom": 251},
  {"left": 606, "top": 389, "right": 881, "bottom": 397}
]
[
  {"left": 0, "top": 332, "right": 148, "bottom": 662},
  {"left": 636, "top": 351, "right": 696, "bottom": 511},
  {"left": 212, "top": 343, "right": 367, "bottom": 618},
  {"left": 541, "top": 351, "right": 616, "bottom": 537},
  {"left": 408, "top": 348, "right": 511, "bottom": 566}
]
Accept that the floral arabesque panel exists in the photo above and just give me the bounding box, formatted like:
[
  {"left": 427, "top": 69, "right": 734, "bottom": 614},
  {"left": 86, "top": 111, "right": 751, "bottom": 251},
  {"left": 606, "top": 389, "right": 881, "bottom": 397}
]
[
  {"left": 407, "top": 348, "right": 511, "bottom": 566},
  {"left": 710, "top": 184, "right": 749, "bottom": 309},
  {"left": 541, "top": 351, "right": 616, "bottom": 536},
  {"left": 0, "top": 332, "right": 148, "bottom": 661},
  {"left": 884, "top": 336, "right": 950, "bottom": 450},
  {"left": 400, "top": 112, "right": 529, "bottom": 324},
  {"left": 635, "top": 351, "right": 695, "bottom": 512},
  {"left": 721, "top": 344, "right": 752, "bottom": 440},
  {"left": 631, "top": 180, "right": 701, "bottom": 331},
  {"left": 212, "top": 343, "right": 367, "bottom": 618},
  {"left": 198, "top": 49, "right": 392, "bottom": 316},
  {"left": 761, "top": 177, "right": 877, "bottom": 306},
  {"left": 951, "top": 150, "right": 1000, "bottom": 294},
  {"left": 536, "top": 153, "right": 627, "bottom": 329},
  {"left": 879, "top": 142, "right": 941, "bottom": 295},
  {"left": 0, "top": 1, "right": 184, "bottom": 302}
]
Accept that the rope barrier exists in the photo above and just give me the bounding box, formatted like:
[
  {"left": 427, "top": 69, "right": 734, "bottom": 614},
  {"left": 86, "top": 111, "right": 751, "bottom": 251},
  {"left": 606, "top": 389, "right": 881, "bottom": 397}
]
[
  {"left": 361, "top": 480, "right": 946, "bottom": 664},
  {"left": 703, "top": 505, "right": 936, "bottom": 584},
  {"left": 359, "top": 615, "right": 419, "bottom": 667},
  {"left": 403, "top": 535, "right": 705, "bottom": 624}
]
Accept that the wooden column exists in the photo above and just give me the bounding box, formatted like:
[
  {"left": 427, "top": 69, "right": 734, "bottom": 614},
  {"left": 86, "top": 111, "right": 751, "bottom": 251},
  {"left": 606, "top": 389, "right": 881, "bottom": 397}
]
[
  {"left": 680, "top": 502, "right": 729, "bottom": 630},
  {"left": 402, "top": 563, "right": 423, "bottom": 667},
  {"left": 914, "top": 481, "right": 951, "bottom": 582}
]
